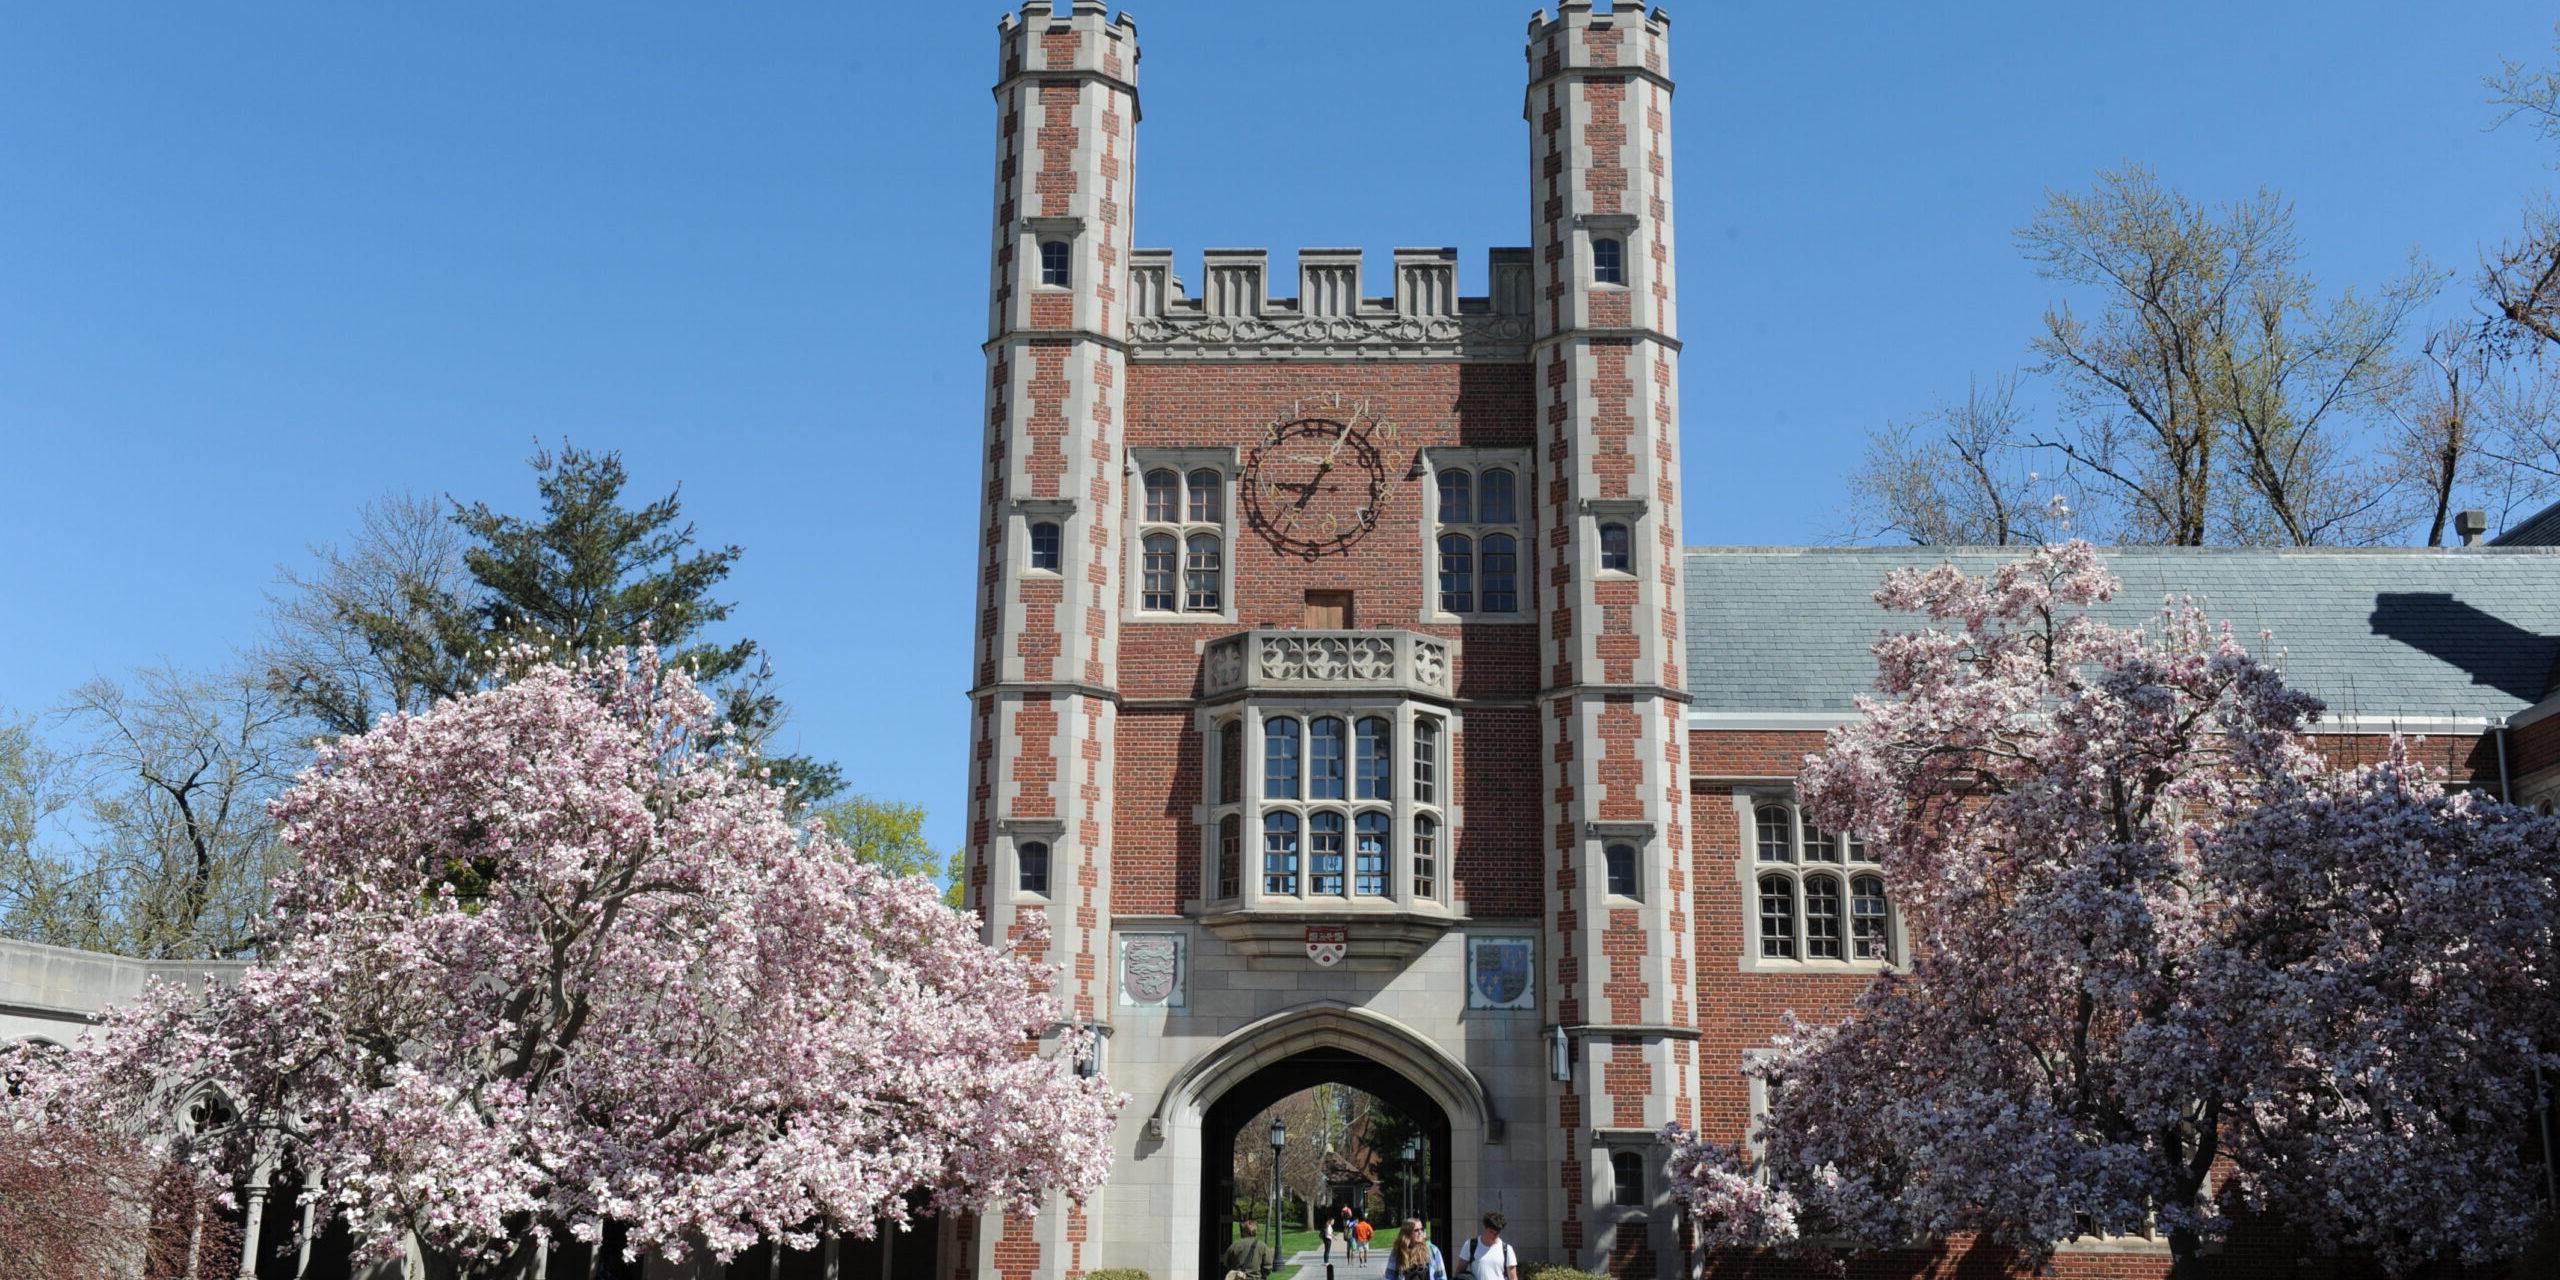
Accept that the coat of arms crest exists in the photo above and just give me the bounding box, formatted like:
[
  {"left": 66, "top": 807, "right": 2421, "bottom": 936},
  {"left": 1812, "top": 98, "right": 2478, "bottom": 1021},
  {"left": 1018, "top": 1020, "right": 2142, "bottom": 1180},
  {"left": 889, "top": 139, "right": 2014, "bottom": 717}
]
[
  {"left": 1303, "top": 925, "right": 1349, "bottom": 967},
  {"left": 1467, "top": 937, "right": 1535, "bottom": 1009},
  {"left": 1120, "top": 934, "right": 1182, "bottom": 1007}
]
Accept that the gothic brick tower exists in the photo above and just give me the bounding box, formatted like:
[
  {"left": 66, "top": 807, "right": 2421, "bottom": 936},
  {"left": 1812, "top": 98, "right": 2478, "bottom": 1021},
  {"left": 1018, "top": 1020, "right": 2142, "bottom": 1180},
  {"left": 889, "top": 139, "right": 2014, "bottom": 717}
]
[
  {"left": 962, "top": 3, "right": 1138, "bottom": 1276},
  {"left": 1525, "top": 4, "right": 1693, "bottom": 1272}
]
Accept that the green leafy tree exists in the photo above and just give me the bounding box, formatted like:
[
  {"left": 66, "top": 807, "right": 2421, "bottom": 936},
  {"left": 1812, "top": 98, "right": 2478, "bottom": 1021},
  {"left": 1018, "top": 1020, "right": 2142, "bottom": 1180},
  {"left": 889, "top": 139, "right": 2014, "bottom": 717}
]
[
  {"left": 265, "top": 443, "right": 842, "bottom": 805},
  {"left": 814, "top": 795, "right": 962, "bottom": 908}
]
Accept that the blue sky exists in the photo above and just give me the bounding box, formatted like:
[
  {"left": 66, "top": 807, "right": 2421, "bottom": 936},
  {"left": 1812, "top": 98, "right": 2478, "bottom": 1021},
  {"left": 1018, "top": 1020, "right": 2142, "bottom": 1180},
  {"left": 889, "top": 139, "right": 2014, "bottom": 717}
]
[{"left": 2, "top": 2, "right": 2552, "bottom": 851}]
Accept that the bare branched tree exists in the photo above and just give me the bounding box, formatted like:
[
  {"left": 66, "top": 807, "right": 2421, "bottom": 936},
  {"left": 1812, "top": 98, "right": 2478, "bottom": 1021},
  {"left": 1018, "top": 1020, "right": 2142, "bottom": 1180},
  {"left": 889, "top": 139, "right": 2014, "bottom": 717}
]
[
  {"left": 1847, "top": 375, "right": 2061, "bottom": 545},
  {"left": 2018, "top": 166, "right": 2434, "bottom": 545},
  {"left": 0, "top": 670, "right": 296, "bottom": 959},
  {"left": 259, "top": 492, "right": 478, "bottom": 738},
  {"left": 2390, "top": 324, "right": 2491, "bottom": 546},
  {"left": 2485, "top": 27, "right": 2560, "bottom": 355}
]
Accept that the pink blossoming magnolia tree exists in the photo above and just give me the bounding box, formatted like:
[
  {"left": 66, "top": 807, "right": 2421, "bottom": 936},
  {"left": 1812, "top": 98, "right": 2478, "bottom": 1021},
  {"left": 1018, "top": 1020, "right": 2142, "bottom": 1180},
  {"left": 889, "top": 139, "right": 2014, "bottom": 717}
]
[
  {"left": 1662, "top": 543, "right": 2560, "bottom": 1279},
  {"left": 40, "top": 650, "right": 1118, "bottom": 1280}
]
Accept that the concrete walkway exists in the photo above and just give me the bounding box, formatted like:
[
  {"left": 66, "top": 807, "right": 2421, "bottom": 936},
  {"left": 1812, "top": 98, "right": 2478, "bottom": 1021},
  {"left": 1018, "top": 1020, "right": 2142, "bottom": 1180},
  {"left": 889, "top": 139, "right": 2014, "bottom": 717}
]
[{"left": 1277, "top": 1246, "right": 1380, "bottom": 1280}]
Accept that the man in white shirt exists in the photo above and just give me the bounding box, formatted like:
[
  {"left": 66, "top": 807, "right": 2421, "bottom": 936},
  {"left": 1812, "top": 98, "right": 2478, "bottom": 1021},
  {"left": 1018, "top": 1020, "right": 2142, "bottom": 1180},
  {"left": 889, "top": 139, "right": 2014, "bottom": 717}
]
[{"left": 1455, "top": 1212, "right": 1517, "bottom": 1280}]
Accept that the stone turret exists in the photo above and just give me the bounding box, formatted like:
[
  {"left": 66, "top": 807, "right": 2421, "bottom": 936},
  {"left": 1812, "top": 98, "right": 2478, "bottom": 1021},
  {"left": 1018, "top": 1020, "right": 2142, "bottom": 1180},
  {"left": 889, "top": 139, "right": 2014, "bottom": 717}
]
[
  {"left": 965, "top": 4, "right": 1138, "bottom": 1277},
  {"left": 1525, "top": 3, "right": 1693, "bottom": 1271}
]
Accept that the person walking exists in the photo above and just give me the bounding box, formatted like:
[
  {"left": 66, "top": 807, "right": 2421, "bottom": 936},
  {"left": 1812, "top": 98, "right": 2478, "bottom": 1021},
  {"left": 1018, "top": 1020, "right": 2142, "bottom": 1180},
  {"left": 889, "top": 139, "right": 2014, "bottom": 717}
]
[
  {"left": 1454, "top": 1213, "right": 1517, "bottom": 1280},
  {"left": 1383, "top": 1218, "right": 1446, "bottom": 1280},
  {"left": 1352, "top": 1214, "right": 1375, "bottom": 1264},
  {"left": 1321, "top": 1209, "right": 1338, "bottom": 1265},
  {"left": 1222, "top": 1220, "right": 1275, "bottom": 1280}
]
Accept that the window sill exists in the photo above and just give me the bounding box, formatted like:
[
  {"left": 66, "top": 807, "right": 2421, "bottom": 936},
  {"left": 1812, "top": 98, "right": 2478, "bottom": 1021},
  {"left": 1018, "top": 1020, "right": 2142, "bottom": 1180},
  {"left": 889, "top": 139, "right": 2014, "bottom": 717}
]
[
  {"left": 1736, "top": 956, "right": 1899, "bottom": 976},
  {"left": 1419, "top": 611, "right": 1533, "bottom": 627},
  {"left": 1129, "top": 611, "right": 1240, "bottom": 625}
]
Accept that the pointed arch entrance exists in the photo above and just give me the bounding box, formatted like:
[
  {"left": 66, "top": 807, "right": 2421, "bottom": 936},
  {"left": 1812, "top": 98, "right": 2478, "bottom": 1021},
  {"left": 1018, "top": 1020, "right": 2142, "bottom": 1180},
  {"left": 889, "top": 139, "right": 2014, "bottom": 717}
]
[{"left": 1156, "top": 1004, "right": 1496, "bottom": 1280}]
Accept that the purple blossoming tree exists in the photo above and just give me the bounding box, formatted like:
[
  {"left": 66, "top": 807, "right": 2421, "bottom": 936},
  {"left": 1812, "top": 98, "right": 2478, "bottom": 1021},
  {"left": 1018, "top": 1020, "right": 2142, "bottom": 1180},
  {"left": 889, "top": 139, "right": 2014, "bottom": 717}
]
[
  {"left": 1663, "top": 543, "right": 2560, "bottom": 1278},
  {"left": 44, "top": 649, "right": 1117, "bottom": 1279}
]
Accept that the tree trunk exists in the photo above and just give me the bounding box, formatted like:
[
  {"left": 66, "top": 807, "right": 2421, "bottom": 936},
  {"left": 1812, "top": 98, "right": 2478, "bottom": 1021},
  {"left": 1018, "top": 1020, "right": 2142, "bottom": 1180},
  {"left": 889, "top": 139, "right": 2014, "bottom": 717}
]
[{"left": 2166, "top": 1225, "right": 2208, "bottom": 1280}]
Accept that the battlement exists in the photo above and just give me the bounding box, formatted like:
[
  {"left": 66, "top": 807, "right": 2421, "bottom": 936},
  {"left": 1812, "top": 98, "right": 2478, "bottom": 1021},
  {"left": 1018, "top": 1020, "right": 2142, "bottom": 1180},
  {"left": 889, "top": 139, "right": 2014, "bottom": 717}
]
[
  {"left": 1125, "top": 247, "right": 1535, "bottom": 361},
  {"left": 996, "top": 1, "right": 1139, "bottom": 92},
  {"left": 1526, "top": 2, "right": 1670, "bottom": 82}
]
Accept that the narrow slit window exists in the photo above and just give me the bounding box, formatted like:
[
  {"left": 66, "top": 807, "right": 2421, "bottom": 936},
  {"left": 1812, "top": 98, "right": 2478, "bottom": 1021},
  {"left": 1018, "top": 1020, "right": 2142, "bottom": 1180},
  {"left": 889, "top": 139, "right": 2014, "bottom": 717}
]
[
  {"left": 1412, "top": 718, "right": 1439, "bottom": 805},
  {"left": 1029, "top": 521, "right": 1062, "bottom": 572},
  {"left": 1605, "top": 842, "right": 1639, "bottom": 898},
  {"left": 1018, "top": 841, "right": 1051, "bottom": 896},
  {"left": 1598, "top": 522, "right": 1631, "bottom": 573},
  {"left": 1039, "top": 240, "right": 1071, "bottom": 287},
  {"left": 1216, "top": 815, "right": 1242, "bottom": 899},
  {"left": 1218, "top": 720, "right": 1243, "bottom": 808},
  {"left": 1593, "top": 237, "right": 1624, "bottom": 285},
  {"left": 1412, "top": 815, "right": 1439, "bottom": 900},
  {"left": 1611, "top": 1151, "right": 1644, "bottom": 1207}
]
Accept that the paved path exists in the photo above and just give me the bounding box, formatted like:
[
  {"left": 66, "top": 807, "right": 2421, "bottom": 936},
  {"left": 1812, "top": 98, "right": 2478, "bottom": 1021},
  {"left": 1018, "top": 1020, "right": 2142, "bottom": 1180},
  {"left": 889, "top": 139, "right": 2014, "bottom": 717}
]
[{"left": 1278, "top": 1246, "right": 1376, "bottom": 1280}]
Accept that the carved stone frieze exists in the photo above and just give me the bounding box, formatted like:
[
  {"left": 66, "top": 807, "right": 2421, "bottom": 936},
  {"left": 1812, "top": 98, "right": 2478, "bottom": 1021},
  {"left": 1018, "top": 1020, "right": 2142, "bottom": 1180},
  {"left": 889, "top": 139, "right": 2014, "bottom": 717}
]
[{"left": 1129, "top": 310, "right": 1532, "bottom": 362}]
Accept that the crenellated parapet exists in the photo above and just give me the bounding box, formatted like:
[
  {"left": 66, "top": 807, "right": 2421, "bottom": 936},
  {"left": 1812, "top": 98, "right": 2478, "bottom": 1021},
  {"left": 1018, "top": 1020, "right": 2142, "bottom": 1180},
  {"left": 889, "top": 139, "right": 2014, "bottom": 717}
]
[
  {"left": 1526, "top": 2, "right": 1671, "bottom": 83},
  {"left": 995, "top": 1, "right": 1139, "bottom": 104},
  {"left": 1126, "top": 246, "right": 1537, "bottom": 360}
]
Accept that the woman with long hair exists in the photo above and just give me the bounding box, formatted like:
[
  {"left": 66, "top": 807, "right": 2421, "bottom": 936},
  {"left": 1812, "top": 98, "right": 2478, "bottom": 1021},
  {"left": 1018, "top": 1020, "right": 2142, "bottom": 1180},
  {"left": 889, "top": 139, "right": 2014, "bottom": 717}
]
[{"left": 1384, "top": 1217, "right": 1446, "bottom": 1280}]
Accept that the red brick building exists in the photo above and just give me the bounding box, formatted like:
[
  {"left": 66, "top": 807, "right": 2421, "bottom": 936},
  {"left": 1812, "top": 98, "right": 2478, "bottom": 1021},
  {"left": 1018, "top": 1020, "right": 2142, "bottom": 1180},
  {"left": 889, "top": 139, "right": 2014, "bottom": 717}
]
[{"left": 954, "top": 5, "right": 2560, "bottom": 1278}]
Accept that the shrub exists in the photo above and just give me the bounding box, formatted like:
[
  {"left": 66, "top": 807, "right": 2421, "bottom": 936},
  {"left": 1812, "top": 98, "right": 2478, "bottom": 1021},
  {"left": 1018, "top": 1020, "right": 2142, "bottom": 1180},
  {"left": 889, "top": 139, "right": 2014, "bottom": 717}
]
[
  {"left": 1522, "top": 1266, "right": 1609, "bottom": 1280},
  {"left": 1087, "top": 1270, "right": 1151, "bottom": 1280}
]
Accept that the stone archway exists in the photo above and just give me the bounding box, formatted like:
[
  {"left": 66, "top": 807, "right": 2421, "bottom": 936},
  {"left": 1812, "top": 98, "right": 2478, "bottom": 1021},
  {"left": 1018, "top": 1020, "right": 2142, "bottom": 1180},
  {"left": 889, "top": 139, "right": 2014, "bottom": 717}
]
[{"left": 1148, "top": 1003, "right": 1499, "bottom": 1280}]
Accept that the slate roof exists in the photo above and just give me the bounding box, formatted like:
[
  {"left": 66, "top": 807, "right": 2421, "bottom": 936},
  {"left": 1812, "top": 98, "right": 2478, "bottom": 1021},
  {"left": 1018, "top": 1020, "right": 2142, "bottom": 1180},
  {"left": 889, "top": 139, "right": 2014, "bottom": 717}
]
[
  {"left": 2492, "top": 496, "right": 2560, "bottom": 548},
  {"left": 1683, "top": 546, "right": 2560, "bottom": 722}
]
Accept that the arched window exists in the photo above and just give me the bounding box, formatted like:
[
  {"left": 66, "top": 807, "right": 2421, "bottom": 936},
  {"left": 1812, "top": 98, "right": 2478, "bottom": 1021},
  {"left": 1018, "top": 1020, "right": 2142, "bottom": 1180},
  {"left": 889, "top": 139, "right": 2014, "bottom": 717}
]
[
  {"left": 1141, "top": 533, "right": 1176, "bottom": 611},
  {"left": 1218, "top": 720, "right": 1243, "bottom": 807},
  {"left": 1309, "top": 811, "right": 1347, "bottom": 896},
  {"left": 1437, "top": 468, "right": 1474, "bottom": 524},
  {"left": 1437, "top": 533, "right": 1475, "bottom": 614},
  {"left": 1481, "top": 533, "right": 1518, "bottom": 613},
  {"left": 1019, "top": 841, "right": 1051, "bottom": 896},
  {"left": 1354, "top": 812, "right": 1391, "bottom": 896},
  {"left": 1040, "top": 240, "right": 1071, "bottom": 287},
  {"left": 1412, "top": 815, "right": 1439, "bottom": 900},
  {"left": 1611, "top": 1150, "right": 1645, "bottom": 1207},
  {"left": 1755, "top": 806, "right": 1794, "bottom": 862},
  {"left": 1758, "top": 874, "right": 1796, "bottom": 958},
  {"left": 1605, "top": 842, "right": 1639, "bottom": 898},
  {"left": 1412, "top": 717, "right": 1439, "bottom": 805},
  {"left": 1804, "top": 874, "right": 1843, "bottom": 959},
  {"left": 1217, "top": 815, "right": 1242, "bottom": 899},
  {"left": 1262, "top": 813, "right": 1300, "bottom": 895},
  {"left": 1801, "top": 817, "right": 1838, "bottom": 862},
  {"left": 1308, "top": 717, "right": 1347, "bottom": 801},
  {"left": 1264, "top": 718, "right": 1301, "bottom": 799},
  {"left": 1479, "top": 468, "right": 1516, "bottom": 525},
  {"left": 1144, "top": 469, "right": 1179, "bottom": 522},
  {"left": 1184, "top": 533, "right": 1223, "bottom": 612},
  {"left": 1592, "top": 237, "right": 1624, "bottom": 285},
  {"left": 1355, "top": 717, "right": 1392, "bottom": 801},
  {"left": 1852, "top": 874, "right": 1892, "bottom": 962},
  {"left": 1598, "top": 521, "right": 1631, "bottom": 573},
  {"left": 1187, "top": 468, "right": 1224, "bottom": 523},
  {"left": 1029, "top": 520, "right": 1062, "bottom": 572}
]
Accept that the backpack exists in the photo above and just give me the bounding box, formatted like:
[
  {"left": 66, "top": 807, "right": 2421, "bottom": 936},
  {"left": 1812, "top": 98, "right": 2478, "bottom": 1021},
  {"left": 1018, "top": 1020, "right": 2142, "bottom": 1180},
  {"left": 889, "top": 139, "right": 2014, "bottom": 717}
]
[{"left": 1459, "top": 1238, "right": 1515, "bottom": 1277}]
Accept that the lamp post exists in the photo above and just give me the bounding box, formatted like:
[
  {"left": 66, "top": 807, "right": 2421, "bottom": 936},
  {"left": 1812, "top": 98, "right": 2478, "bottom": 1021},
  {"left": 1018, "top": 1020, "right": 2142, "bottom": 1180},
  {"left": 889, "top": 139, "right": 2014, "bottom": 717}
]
[
  {"left": 1399, "top": 1138, "right": 1419, "bottom": 1224},
  {"left": 1268, "top": 1115, "right": 1288, "bottom": 1273}
]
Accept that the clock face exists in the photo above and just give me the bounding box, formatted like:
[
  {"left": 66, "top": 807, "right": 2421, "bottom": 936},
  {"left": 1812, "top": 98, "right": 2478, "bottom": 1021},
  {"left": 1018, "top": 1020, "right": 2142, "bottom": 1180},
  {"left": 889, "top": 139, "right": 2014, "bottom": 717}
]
[{"left": 1243, "top": 394, "right": 1398, "bottom": 556}]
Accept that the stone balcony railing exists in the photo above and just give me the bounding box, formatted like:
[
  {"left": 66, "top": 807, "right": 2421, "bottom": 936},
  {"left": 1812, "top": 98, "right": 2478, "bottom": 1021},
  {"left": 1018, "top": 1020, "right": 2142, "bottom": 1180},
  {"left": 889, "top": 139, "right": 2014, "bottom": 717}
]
[{"left": 1201, "top": 628, "right": 1455, "bottom": 700}]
